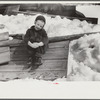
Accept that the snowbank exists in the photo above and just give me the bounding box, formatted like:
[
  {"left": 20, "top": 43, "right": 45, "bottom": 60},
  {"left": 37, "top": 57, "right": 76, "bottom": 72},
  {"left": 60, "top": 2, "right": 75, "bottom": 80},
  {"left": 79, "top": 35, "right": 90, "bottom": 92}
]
[
  {"left": 0, "top": 13, "right": 98, "bottom": 38},
  {"left": 68, "top": 33, "right": 100, "bottom": 81}
]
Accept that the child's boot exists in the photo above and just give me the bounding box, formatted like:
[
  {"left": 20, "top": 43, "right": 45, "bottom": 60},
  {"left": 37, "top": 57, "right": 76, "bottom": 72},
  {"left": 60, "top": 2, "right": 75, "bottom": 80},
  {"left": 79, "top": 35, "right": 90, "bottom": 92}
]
[
  {"left": 29, "top": 64, "right": 39, "bottom": 72},
  {"left": 34, "top": 56, "right": 43, "bottom": 66},
  {"left": 28, "top": 56, "right": 39, "bottom": 72},
  {"left": 23, "top": 57, "right": 32, "bottom": 70}
]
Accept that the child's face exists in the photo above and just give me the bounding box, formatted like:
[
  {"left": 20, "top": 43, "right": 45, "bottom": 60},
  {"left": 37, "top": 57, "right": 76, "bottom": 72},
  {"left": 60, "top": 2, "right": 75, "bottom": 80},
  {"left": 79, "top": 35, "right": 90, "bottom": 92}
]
[{"left": 35, "top": 20, "right": 45, "bottom": 31}]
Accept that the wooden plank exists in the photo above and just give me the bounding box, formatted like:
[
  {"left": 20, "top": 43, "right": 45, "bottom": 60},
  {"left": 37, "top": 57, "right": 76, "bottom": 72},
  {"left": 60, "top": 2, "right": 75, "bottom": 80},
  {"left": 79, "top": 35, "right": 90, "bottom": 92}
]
[
  {"left": 10, "top": 61, "right": 27, "bottom": 65},
  {"left": 9, "top": 43, "right": 69, "bottom": 62},
  {"left": 0, "top": 39, "right": 23, "bottom": 47},
  {"left": 10, "top": 55, "right": 28, "bottom": 61},
  {"left": 0, "top": 51, "right": 10, "bottom": 64},
  {"left": 10, "top": 48, "right": 68, "bottom": 61},
  {"left": 39, "top": 59, "right": 67, "bottom": 70},
  {"left": 0, "top": 59, "right": 67, "bottom": 71},
  {"left": 8, "top": 31, "right": 100, "bottom": 47},
  {"left": 10, "top": 47, "right": 68, "bottom": 54},
  {"left": 0, "top": 40, "right": 10, "bottom": 47},
  {"left": 10, "top": 41, "right": 69, "bottom": 52},
  {"left": 10, "top": 41, "right": 69, "bottom": 60},
  {"left": 9, "top": 38, "right": 68, "bottom": 47},
  {"left": 9, "top": 39, "right": 24, "bottom": 47},
  {"left": 0, "top": 47, "right": 9, "bottom": 53},
  {"left": 10, "top": 49, "right": 28, "bottom": 55},
  {"left": 42, "top": 48, "right": 68, "bottom": 60},
  {"left": 10, "top": 45, "right": 26, "bottom": 50},
  {"left": 0, "top": 32, "right": 9, "bottom": 41},
  {"left": 48, "top": 41, "right": 69, "bottom": 49},
  {"left": 0, "top": 65, "right": 24, "bottom": 71},
  {"left": 49, "top": 31, "right": 100, "bottom": 42}
]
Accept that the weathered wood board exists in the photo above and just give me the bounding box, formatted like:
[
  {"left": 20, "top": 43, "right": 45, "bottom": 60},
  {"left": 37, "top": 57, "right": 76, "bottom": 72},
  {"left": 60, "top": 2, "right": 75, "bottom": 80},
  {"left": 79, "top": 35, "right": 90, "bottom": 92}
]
[
  {"left": 0, "top": 47, "right": 9, "bottom": 53},
  {"left": 0, "top": 32, "right": 10, "bottom": 64},
  {"left": 0, "top": 32, "right": 9, "bottom": 41},
  {"left": 0, "top": 51, "right": 10, "bottom": 64}
]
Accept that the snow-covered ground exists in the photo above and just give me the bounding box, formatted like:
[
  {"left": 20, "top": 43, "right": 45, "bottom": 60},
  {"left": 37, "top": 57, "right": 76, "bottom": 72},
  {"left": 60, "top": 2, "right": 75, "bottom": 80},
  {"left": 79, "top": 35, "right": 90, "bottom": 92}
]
[
  {"left": 0, "top": 3, "right": 100, "bottom": 99},
  {"left": 68, "top": 33, "right": 100, "bottom": 81},
  {"left": 0, "top": 78, "right": 100, "bottom": 99}
]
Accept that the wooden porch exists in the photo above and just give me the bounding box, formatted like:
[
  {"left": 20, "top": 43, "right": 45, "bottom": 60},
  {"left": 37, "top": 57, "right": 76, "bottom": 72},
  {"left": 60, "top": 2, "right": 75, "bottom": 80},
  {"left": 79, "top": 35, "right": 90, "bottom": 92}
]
[{"left": 0, "top": 38, "right": 69, "bottom": 81}]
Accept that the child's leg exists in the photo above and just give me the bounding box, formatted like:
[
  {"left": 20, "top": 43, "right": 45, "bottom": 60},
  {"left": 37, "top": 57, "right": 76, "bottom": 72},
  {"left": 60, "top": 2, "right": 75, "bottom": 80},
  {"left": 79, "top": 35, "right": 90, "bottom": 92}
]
[
  {"left": 28, "top": 49, "right": 42, "bottom": 71},
  {"left": 23, "top": 49, "right": 36, "bottom": 70},
  {"left": 35, "top": 52, "right": 43, "bottom": 66},
  {"left": 28, "top": 49, "right": 36, "bottom": 64},
  {"left": 34, "top": 46, "right": 45, "bottom": 66},
  {"left": 28, "top": 45, "right": 48, "bottom": 71}
]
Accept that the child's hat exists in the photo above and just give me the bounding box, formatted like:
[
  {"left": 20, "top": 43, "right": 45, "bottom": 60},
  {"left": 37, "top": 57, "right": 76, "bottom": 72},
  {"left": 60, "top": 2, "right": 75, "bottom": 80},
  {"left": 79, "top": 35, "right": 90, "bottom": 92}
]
[{"left": 35, "top": 15, "right": 46, "bottom": 24}]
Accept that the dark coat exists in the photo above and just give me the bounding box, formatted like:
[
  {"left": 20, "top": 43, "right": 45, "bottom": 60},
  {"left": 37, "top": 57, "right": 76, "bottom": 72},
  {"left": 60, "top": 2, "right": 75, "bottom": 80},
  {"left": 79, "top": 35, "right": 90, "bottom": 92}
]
[{"left": 24, "top": 26, "right": 49, "bottom": 55}]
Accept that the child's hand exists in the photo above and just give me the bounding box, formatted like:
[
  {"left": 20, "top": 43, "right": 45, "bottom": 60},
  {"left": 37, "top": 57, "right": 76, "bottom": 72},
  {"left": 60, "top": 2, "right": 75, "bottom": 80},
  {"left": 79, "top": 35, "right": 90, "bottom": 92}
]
[
  {"left": 32, "top": 43, "right": 39, "bottom": 48},
  {"left": 28, "top": 41, "right": 39, "bottom": 48},
  {"left": 32, "top": 42, "right": 44, "bottom": 48},
  {"left": 38, "top": 42, "right": 44, "bottom": 46},
  {"left": 28, "top": 41, "right": 44, "bottom": 48}
]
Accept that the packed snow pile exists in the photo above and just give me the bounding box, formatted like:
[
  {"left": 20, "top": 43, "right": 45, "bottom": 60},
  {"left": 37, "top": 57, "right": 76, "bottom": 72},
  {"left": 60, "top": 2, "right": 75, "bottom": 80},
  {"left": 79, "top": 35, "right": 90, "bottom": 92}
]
[
  {"left": 67, "top": 33, "right": 100, "bottom": 81},
  {"left": 0, "top": 14, "right": 99, "bottom": 37},
  {"left": 0, "top": 24, "right": 8, "bottom": 33}
]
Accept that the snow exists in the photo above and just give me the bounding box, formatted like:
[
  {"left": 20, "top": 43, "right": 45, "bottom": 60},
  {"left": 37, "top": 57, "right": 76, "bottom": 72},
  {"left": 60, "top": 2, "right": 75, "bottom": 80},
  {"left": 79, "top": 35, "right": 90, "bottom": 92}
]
[
  {"left": 0, "top": 12, "right": 97, "bottom": 37},
  {"left": 68, "top": 33, "right": 100, "bottom": 81},
  {"left": 0, "top": 78, "right": 100, "bottom": 99},
  {"left": 67, "top": 5, "right": 100, "bottom": 82}
]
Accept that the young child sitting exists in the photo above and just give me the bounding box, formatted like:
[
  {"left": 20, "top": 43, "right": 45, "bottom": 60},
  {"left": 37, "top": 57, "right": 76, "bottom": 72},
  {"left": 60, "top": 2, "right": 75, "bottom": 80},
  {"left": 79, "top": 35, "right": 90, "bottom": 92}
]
[{"left": 24, "top": 15, "right": 49, "bottom": 71}]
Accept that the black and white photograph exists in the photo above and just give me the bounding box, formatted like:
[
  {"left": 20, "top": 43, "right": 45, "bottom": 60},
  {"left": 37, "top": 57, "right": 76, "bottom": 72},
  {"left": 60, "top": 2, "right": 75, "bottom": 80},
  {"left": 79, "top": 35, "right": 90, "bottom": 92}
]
[{"left": 0, "top": 1, "right": 100, "bottom": 99}]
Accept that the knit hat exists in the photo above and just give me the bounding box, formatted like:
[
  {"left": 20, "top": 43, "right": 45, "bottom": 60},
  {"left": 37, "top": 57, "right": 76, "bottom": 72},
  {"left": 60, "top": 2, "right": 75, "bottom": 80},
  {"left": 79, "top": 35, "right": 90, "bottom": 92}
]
[{"left": 35, "top": 15, "right": 46, "bottom": 24}]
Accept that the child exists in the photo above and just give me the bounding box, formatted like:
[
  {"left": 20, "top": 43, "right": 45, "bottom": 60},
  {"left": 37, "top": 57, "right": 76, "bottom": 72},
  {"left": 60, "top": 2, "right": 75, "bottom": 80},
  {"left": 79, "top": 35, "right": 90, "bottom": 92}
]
[{"left": 24, "top": 15, "right": 49, "bottom": 71}]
